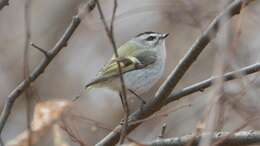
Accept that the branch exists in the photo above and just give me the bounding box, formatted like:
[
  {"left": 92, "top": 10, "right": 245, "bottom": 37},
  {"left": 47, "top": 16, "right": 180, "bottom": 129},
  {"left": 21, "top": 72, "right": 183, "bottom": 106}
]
[
  {"left": 23, "top": 0, "right": 32, "bottom": 145},
  {"left": 96, "top": 0, "right": 130, "bottom": 144},
  {"left": 145, "top": 131, "right": 260, "bottom": 146},
  {"left": 0, "top": 15, "right": 81, "bottom": 134},
  {"left": 0, "top": 0, "right": 9, "bottom": 11},
  {"left": 95, "top": 0, "right": 256, "bottom": 145},
  {"left": 164, "top": 63, "right": 260, "bottom": 105}
]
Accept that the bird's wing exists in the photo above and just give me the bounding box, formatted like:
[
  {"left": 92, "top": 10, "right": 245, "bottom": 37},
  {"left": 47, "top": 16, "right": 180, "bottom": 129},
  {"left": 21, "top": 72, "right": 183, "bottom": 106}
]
[{"left": 85, "top": 48, "right": 157, "bottom": 88}]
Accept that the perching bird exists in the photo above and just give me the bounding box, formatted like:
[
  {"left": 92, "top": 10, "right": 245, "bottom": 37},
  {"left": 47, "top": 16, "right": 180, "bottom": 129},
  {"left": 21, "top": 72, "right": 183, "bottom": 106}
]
[{"left": 81, "top": 31, "right": 168, "bottom": 102}]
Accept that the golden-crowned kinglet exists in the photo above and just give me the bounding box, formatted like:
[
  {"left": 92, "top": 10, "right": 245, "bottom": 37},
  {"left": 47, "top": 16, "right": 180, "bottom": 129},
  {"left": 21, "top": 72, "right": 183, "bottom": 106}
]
[{"left": 81, "top": 31, "right": 169, "bottom": 100}]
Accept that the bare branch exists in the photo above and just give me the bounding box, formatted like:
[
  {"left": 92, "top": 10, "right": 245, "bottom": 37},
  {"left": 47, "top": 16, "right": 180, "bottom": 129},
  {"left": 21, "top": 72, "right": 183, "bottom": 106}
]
[
  {"left": 145, "top": 131, "right": 260, "bottom": 146},
  {"left": 165, "top": 63, "right": 260, "bottom": 105},
  {"left": 96, "top": 0, "right": 129, "bottom": 144},
  {"left": 95, "top": 0, "right": 256, "bottom": 145},
  {"left": 0, "top": 14, "right": 82, "bottom": 135},
  {"left": 0, "top": 0, "right": 9, "bottom": 11},
  {"left": 23, "top": 0, "right": 32, "bottom": 145}
]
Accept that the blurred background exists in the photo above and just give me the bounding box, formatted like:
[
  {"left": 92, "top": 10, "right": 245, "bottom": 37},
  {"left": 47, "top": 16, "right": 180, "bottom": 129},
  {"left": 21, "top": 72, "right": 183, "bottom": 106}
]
[{"left": 0, "top": 0, "right": 260, "bottom": 145}]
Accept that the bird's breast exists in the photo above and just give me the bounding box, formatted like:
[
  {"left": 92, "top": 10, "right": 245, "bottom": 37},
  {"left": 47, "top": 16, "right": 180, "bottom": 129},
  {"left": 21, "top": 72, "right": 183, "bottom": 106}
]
[{"left": 123, "top": 58, "right": 165, "bottom": 94}]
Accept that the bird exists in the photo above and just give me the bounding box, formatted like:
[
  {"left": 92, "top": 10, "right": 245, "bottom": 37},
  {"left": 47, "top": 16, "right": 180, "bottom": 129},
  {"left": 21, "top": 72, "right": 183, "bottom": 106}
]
[{"left": 80, "top": 31, "right": 169, "bottom": 103}]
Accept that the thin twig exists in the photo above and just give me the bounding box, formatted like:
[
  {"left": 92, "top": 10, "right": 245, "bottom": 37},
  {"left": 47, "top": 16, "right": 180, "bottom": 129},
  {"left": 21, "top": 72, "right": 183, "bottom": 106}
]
[
  {"left": 164, "top": 63, "right": 260, "bottom": 105},
  {"left": 190, "top": 4, "right": 248, "bottom": 146},
  {"left": 30, "top": 42, "right": 49, "bottom": 58},
  {"left": 60, "top": 118, "right": 87, "bottom": 146},
  {"left": 23, "top": 0, "right": 32, "bottom": 145},
  {"left": 158, "top": 123, "right": 167, "bottom": 139},
  {"left": 96, "top": 0, "right": 129, "bottom": 144},
  {"left": 146, "top": 130, "right": 260, "bottom": 146},
  {"left": 95, "top": 0, "right": 256, "bottom": 145},
  {"left": 62, "top": 113, "right": 144, "bottom": 146},
  {"left": 0, "top": 0, "right": 9, "bottom": 11},
  {"left": 110, "top": 0, "right": 117, "bottom": 43},
  {"left": 0, "top": 15, "right": 81, "bottom": 135},
  {"left": 127, "top": 104, "right": 191, "bottom": 126}
]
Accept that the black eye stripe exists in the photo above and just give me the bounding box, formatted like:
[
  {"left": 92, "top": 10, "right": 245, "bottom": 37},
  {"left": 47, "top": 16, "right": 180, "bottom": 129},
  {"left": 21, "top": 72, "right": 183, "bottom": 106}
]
[{"left": 146, "top": 36, "right": 156, "bottom": 41}]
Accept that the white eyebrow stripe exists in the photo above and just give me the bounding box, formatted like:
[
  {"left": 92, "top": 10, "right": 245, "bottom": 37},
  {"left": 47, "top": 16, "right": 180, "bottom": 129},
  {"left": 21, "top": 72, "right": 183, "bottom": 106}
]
[{"left": 141, "top": 33, "right": 159, "bottom": 37}]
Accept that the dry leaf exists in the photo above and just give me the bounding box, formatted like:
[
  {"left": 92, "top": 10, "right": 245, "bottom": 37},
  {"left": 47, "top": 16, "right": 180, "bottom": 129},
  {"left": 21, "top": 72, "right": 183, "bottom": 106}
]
[{"left": 7, "top": 100, "right": 71, "bottom": 146}]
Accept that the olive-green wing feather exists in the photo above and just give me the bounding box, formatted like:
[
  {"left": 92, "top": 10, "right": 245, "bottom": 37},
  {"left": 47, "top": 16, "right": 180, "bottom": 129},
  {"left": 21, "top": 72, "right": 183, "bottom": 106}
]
[{"left": 85, "top": 46, "right": 157, "bottom": 88}]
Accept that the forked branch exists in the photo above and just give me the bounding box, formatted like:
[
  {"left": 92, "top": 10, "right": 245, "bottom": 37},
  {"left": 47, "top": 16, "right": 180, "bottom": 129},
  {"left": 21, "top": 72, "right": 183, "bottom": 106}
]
[
  {"left": 0, "top": 11, "right": 82, "bottom": 135},
  {"left": 165, "top": 63, "right": 260, "bottom": 105}
]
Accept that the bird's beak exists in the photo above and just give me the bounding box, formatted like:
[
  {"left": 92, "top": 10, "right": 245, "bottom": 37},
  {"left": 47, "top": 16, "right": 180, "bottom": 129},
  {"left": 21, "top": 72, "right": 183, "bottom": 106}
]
[{"left": 161, "top": 33, "right": 170, "bottom": 39}]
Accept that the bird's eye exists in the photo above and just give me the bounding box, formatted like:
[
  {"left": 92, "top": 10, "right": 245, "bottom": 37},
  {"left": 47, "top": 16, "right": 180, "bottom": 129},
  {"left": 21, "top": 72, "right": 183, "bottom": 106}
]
[{"left": 146, "top": 36, "right": 156, "bottom": 41}]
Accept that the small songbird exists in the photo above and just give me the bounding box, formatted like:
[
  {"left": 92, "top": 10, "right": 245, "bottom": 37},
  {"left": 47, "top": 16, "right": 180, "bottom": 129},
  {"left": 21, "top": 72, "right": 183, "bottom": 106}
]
[{"left": 81, "top": 31, "right": 169, "bottom": 102}]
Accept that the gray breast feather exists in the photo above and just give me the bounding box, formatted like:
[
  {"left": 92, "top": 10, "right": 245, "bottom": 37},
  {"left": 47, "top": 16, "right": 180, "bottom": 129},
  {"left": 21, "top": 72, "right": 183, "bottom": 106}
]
[{"left": 136, "top": 50, "right": 157, "bottom": 66}]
